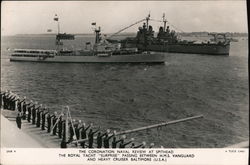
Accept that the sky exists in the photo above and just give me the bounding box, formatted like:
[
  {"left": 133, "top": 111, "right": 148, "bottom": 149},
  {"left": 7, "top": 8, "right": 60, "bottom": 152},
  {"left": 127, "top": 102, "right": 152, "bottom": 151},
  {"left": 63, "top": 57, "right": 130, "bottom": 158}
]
[{"left": 1, "top": 1, "right": 248, "bottom": 35}]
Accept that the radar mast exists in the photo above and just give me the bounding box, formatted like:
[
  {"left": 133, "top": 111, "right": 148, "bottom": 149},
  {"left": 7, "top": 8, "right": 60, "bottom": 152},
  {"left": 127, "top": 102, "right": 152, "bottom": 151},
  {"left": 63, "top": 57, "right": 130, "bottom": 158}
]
[{"left": 162, "top": 13, "right": 167, "bottom": 32}]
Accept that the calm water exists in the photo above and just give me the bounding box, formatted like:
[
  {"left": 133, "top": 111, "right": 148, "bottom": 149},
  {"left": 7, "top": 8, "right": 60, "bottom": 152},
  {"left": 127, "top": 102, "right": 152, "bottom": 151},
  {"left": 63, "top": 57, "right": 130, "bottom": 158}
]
[{"left": 1, "top": 35, "right": 249, "bottom": 147}]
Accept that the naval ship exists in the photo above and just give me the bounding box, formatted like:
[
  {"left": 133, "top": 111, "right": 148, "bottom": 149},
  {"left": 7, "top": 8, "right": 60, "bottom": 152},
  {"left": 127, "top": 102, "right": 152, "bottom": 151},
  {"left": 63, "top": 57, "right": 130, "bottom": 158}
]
[
  {"left": 10, "top": 16, "right": 165, "bottom": 63},
  {"left": 108, "top": 14, "right": 231, "bottom": 55}
]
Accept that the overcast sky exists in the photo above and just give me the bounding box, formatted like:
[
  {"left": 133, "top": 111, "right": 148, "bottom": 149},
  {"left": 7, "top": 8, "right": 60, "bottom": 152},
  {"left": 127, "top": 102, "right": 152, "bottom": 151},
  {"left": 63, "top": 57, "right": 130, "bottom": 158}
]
[{"left": 1, "top": 1, "right": 248, "bottom": 35}]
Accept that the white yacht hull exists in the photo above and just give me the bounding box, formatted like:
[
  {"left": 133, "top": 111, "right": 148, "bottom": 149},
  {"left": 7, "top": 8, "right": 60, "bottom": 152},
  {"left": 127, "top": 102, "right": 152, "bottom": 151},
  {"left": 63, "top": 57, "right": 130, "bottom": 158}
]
[{"left": 10, "top": 53, "right": 166, "bottom": 63}]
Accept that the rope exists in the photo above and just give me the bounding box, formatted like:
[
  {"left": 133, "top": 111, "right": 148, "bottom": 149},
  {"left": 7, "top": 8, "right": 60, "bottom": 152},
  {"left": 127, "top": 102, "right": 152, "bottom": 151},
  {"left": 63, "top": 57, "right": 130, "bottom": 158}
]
[
  {"left": 73, "top": 115, "right": 203, "bottom": 144},
  {"left": 50, "top": 108, "right": 64, "bottom": 134},
  {"left": 150, "top": 19, "right": 162, "bottom": 23},
  {"left": 49, "top": 106, "right": 79, "bottom": 147},
  {"left": 167, "top": 22, "right": 184, "bottom": 33},
  {"left": 108, "top": 19, "right": 146, "bottom": 39},
  {"left": 67, "top": 106, "right": 79, "bottom": 147}
]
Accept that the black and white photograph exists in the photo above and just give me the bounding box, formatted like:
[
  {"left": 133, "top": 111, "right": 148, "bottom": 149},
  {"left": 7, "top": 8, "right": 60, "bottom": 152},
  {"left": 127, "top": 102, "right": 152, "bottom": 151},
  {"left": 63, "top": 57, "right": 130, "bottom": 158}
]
[{"left": 1, "top": 1, "right": 248, "bottom": 164}]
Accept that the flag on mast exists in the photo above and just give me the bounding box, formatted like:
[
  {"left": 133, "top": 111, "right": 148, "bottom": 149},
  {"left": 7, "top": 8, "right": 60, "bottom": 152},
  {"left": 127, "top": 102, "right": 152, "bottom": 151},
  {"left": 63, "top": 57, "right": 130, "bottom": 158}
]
[{"left": 54, "top": 14, "right": 59, "bottom": 21}]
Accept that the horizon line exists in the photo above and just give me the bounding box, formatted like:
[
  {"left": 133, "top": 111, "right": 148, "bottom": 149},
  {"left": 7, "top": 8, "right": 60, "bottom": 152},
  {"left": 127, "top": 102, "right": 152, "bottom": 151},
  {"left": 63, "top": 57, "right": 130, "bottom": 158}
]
[{"left": 2, "top": 31, "right": 248, "bottom": 37}]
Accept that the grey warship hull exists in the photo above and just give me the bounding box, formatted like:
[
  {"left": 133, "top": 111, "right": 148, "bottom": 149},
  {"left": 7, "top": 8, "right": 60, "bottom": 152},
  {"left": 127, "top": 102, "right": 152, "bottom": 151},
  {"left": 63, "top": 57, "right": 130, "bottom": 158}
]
[
  {"left": 118, "top": 14, "right": 231, "bottom": 56},
  {"left": 124, "top": 43, "right": 230, "bottom": 55}
]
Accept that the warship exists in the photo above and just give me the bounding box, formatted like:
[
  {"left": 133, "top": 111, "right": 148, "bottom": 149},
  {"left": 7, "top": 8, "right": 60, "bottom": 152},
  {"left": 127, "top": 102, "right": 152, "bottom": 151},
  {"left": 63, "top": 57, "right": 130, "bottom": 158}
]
[
  {"left": 10, "top": 15, "right": 165, "bottom": 63},
  {"left": 108, "top": 14, "right": 231, "bottom": 55}
]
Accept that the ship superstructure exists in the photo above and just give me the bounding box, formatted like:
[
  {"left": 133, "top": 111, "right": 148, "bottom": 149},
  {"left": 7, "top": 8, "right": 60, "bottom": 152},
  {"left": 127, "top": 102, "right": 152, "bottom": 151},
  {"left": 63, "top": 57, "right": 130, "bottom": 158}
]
[
  {"left": 108, "top": 14, "right": 231, "bottom": 55},
  {"left": 10, "top": 15, "right": 165, "bottom": 63}
]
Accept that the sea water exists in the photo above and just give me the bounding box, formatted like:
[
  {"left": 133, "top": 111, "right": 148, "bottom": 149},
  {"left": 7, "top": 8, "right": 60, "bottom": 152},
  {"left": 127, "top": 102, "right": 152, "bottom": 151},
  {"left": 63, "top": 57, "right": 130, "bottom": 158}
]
[{"left": 1, "top": 35, "right": 248, "bottom": 147}]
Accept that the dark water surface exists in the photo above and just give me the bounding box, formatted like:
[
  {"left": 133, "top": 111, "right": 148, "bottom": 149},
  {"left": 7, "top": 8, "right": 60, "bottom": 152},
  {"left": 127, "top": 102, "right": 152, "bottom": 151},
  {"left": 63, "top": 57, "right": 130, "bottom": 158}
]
[{"left": 1, "top": 35, "right": 248, "bottom": 147}]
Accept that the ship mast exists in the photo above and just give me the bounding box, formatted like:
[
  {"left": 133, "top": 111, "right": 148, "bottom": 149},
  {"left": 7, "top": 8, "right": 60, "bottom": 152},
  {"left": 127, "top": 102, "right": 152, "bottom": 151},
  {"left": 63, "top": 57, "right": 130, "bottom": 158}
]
[
  {"left": 162, "top": 13, "right": 167, "bottom": 32},
  {"left": 57, "top": 21, "right": 60, "bottom": 34},
  {"left": 54, "top": 14, "right": 60, "bottom": 34},
  {"left": 94, "top": 26, "right": 101, "bottom": 44},
  {"left": 146, "top": 13, "right": 150, "bottom": 30},
  {"left": 91, "top": 22, "right": 101, "bottom": 44},
  {"left": 54, "top": 14, "right": 61, "bottom": 51}
]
